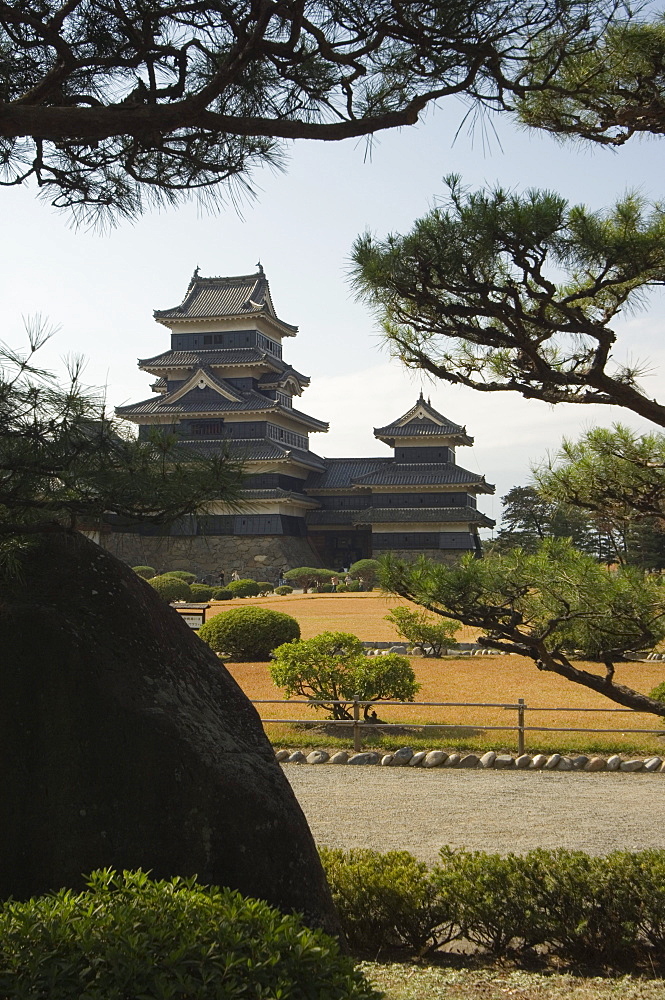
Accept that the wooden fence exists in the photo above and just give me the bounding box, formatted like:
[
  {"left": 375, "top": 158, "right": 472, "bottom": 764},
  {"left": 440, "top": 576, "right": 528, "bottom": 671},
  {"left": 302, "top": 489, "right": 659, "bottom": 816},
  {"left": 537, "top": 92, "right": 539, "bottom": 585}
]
[{"left": 251, "top": 697, "right": 665, "bottom": 753}]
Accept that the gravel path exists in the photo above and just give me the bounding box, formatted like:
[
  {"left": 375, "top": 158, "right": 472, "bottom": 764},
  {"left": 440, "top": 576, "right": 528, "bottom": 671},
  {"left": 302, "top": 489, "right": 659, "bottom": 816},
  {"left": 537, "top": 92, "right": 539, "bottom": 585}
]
[{"left": 283, "top": 765, "right": 665, "bottom": 864}]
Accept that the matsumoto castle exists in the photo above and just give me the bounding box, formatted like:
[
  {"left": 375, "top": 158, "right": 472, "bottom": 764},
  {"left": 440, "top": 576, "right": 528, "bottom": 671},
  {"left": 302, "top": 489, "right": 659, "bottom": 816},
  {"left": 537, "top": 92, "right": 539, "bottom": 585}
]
[{"left": 105, "top": 266, "right": 495, "bottom": 579}]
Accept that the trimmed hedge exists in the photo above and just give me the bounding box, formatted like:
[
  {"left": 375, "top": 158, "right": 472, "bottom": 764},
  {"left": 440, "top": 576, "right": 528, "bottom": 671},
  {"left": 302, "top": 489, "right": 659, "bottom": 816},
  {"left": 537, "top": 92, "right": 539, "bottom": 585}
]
[
  {"left": 348, "top": 559, "right": 381, "bottom": 588},
  {"left": 320, "top": 848, "right": 453, "bottom": 954},
  {"left": 320, "top": 845, "right": 665, "bottom": 968},
  {"left": 283, "top": 567, "right": 336, "bottom": 592},
  {"left": 190, "top": 583, "right": 215, "bottom": 601},
  {"left": 147, "top": 574, "right": 192, "bottom": 602},
  {"left": 164, "top": 570, "right": 197, "bottom": 584},
  {"left": 0, "top": 870, "right": 379, "bottom": 1000},
  {"left": 275, "top": 585, "right": 293, "bottom": 595},
  {"left": 132, "top": 564, "right": 156, "bottom": 579},
  {"left": 198, "top": 606, "right": 301, "bottom": 661},
  {"left": 257, "top": 581, "right": 274, "bottom": 595},
  {"left": 226, "top": 578, "right": 261, "bottom": 598},
  {"left": 213, "top": 587, "right": 234, "bottom": 600}
]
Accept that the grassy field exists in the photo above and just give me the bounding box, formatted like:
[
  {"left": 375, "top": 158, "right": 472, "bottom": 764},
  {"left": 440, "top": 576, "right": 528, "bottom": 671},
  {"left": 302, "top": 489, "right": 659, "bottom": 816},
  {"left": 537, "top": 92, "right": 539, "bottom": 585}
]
[
  {"left": 208, "top": 592, "right": 665, "bottom": 756},
  {"left": 360, "top": 964, "right": 665, "bottom": 999}
]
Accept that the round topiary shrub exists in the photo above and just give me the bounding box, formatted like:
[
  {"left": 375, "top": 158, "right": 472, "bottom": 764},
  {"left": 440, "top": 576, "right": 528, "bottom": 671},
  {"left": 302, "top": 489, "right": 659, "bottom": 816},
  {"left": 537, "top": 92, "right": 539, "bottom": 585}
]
[
  {"left": 274, "top": 585, "right": 293, "bottom": 595},
  {"left": 318, "top": 583, "right": 334, "bottom": 593},
  {"left": 335, "top": 583, "right": 348, "bottom": 593},
  {"left": 199, "top": 607, "right": 301, "bottom": 661},
  {"left": 132, "top": 565, "right": 156, "bottom": 579},
  {"left": 190, "top": 584, "right": 214, "bottom": 601},
  {"left": 147, "top": 574, "right": 192, "bottom": 602},
  {"left": 0, "top": 869, "right": 378, "bottom": 1000},
  {"left": 346, "top": 579, "right": 361, "bottom": 592},
  {"left": 213, "top": 587, "right": 234, "bottom": 600},
  {"left": 226, "top": 578, "right": 261, "bottom": 598},
  {"left": 164, "top": 570, "right": 197, "bottom": 584},
  {"left": 257, "top": 581, "right": 274, "bottom": 595}
]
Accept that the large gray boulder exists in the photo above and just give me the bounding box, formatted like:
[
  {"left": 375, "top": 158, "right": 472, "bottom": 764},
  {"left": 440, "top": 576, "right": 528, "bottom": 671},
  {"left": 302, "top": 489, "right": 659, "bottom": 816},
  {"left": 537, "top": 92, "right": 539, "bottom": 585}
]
[{"left": 0, "top": 531, "right": 340, "bottom": 936}]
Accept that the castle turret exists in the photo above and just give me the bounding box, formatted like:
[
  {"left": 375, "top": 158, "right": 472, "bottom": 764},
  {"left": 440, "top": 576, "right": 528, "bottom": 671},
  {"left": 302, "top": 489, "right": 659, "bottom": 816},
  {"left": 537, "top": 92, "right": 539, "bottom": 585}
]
[
  {"left": 303, "top": 393, "right": 494, "bottom": 567},
  {"left": 113, "top": 269, "right": 328, "bottom": 573}
]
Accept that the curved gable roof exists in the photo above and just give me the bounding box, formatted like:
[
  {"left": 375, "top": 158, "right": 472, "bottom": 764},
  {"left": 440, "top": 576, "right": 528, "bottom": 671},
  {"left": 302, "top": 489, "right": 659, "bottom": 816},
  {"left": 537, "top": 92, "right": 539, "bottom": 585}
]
[
  {"left": 153, "top": 267, "right": 298, "bottom": 334},
  {"left": 374, "top": 393, "right": 473, "bottom": 444}
]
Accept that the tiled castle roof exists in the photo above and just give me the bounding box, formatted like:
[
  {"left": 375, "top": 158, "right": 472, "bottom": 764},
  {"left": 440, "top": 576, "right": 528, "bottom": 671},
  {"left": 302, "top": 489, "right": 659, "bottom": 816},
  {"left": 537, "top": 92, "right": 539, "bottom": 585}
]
[
  {"left": 116, "top": 391, "right": 328, "bottom": 430},
  {"left": 305, "top": 507, "right": 494, "bottom": 527},
  {"left": 116, "top": 386, "right": 280, "bottom": 417},
  {"left": 305, "top": 458, "right": 388, "bottom": 490},
  {"left": 375, "top": 420, "right": 464, "bottom": 437},
  {"left": 137, "top": 348, "right": 308, "bottom": 385},
  {"left": 374, "top": 394, "right": 473, "bottom": 444},
  {"left": 354, "top": 507, "right": 495, "bottom": 526},
  {"left": 305, "top": 458, "right": 493, "bottom": 492},
  {"left": 352, "top": 463, "right": 492, "bottom": 490},
  {"left": 153, "top": 268, "right": 298, "bottom": 334},
  {"left": 178, "top": 438, "right": 326, "bottom": 471}
]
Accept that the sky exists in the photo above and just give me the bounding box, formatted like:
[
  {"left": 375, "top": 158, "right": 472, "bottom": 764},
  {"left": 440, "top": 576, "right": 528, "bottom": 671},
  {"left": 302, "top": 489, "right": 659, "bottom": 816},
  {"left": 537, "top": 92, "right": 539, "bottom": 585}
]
[{"left": 2, "top": 99, "right": 664, "bottom": 532}]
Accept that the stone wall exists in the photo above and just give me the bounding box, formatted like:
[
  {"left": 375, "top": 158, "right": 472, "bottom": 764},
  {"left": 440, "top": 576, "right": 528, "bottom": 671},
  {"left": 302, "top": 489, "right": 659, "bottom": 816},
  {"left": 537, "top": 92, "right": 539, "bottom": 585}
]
[{"left": 101, "top": 532, "right": 323, "bottom": 582}]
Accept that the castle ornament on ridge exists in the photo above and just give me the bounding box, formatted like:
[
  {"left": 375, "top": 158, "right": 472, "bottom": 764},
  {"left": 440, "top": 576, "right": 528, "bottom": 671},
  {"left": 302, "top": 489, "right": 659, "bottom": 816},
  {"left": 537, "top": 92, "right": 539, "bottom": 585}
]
[{"left": 113, "top": 267, "right": 495, "bottom": 576}]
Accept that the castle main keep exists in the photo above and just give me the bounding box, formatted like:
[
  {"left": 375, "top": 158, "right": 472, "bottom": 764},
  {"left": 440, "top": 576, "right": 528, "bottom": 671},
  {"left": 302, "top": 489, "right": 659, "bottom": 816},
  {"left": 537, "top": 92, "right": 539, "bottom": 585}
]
[{"left": 105, "top": 267, "right": 494, "bottom": 579}]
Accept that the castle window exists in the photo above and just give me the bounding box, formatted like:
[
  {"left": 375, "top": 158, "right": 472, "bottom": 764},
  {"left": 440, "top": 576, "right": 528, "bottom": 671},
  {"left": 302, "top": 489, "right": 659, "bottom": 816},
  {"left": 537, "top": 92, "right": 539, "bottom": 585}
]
[
  {"left": 191, "top": 420, "right": 224, "bottom": 436},
  {"left": 203, "top": 335, "right": 213, "bottom": 345}
]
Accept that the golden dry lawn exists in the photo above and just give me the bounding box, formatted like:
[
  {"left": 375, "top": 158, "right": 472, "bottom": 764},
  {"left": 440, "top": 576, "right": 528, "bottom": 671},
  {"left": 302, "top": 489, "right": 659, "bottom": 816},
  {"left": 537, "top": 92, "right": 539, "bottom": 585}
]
[
  {"left": 207, "top": 592, "right": 665, "bottom": 754},
  {"left": 360, "top": 964, "right": 665, "bottom": 1000}
]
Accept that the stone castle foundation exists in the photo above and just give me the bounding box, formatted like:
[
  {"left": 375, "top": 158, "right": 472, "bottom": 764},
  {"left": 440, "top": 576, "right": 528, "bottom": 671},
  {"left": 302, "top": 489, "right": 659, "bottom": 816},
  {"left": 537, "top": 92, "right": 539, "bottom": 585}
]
[{"left": 102, "top": 532, "right": 323, "bottom": 582}]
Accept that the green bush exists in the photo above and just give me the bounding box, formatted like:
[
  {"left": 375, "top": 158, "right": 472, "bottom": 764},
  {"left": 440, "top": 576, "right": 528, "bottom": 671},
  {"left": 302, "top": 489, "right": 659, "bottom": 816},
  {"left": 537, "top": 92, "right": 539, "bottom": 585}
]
[
  {"left": 319, "top": 845, "right": 665, "bottom": 968},
  {"left": 649, "top": 680, "right": 665, "bottom": 702},
  {"left": 346, "top": 579, "right": 361, "bottom": 592},
  {"left": 132, "top": 564, "right": 156, "bottom": 579},
  {"left": 275, "top": 585, "right": 293, "bottom": 595},
  {"left": 213, "top": 587, "right": 234, "bottom": 600},
  {"left": 257, "top": 581, "right": 274, "bottom": 595},
  {"left": 320, "top": 847, "right": 456, "bottom": 954},
  {"left": 164, "top": 570, "right": 197, "bottom": 584},
  {"left": 433, "top": 848, "right": 541, "bottom": 956},
  {"left": 270, "top": 633, "right": 419, "bottom": 720},
  {"left": 319, "top": 583, "right": 334, "bottom": 593},
  {"left": 198, "top": 607, "right": 301, "bottom": 661},
  {"left": 190, "top": 584, "right": 214, "bottom": 601},
  {"left": 630, "top": 848, "right": 665, "bottom": 953},
  {"left": 516, "top": 848, "right": 644, "bottom": 965},
  {"left": 226, "top": 578, "right": 261, "bottom": 598},
  {"left": 0, "top": 869, "right": 379, "bottom": 1000},
  {"left": 335, "top": 583, "right": 348, "bottom": 592},
  {"left": 284, "top": 567, "right": 336, "bottom": 592},
  {"left": 385, "top": 606, "right": 459, "bottom": 657},
  {"left": 147, "top": 574, "right": 192, "bottom": 602},
  {"left": 348, "top": 559, "right": 381, "bottom": 589}
]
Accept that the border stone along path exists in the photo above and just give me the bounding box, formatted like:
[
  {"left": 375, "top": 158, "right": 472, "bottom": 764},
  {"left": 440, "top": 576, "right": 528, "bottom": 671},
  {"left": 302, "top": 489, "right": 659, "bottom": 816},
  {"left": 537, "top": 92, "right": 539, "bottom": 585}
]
[{"left": 284, "top": 767, "right": 665, "bottom": 865}]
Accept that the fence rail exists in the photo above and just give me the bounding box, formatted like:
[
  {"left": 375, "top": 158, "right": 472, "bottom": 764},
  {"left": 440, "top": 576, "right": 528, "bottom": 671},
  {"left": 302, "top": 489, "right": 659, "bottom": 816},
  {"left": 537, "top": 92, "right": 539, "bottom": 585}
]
[{"left": 251, "top": 697, "right": 665, "bottom": 753}]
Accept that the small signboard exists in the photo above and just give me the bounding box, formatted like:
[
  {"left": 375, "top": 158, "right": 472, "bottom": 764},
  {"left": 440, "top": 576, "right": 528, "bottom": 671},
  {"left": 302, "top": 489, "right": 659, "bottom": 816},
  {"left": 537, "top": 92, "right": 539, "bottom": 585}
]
[{"left": 173, "top": 603, "right": 210, "bottom": 630}]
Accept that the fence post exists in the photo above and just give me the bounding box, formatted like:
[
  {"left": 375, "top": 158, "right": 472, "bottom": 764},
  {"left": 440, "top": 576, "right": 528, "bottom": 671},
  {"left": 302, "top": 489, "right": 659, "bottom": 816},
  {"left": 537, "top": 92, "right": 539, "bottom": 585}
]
[
  {"left": 517, "top": 698, "right": 526, "bottom": 756},
  {"left": 353, "top": 694, "right": 362, "bottom": 753}
]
